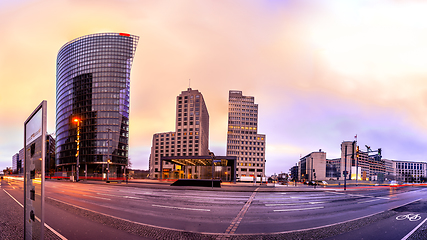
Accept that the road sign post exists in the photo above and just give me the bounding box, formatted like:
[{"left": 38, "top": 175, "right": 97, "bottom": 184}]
[{"left": 24, "top": 101, "right": 46, "bottom": 240}]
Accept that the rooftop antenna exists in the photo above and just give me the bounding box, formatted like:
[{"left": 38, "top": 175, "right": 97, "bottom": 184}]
[{"left": 189, "top": 79, "right": 191, "bottom": 89}]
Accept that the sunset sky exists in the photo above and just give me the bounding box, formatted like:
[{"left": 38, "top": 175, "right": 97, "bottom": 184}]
[{"left": 1, "top": 0, "right": 427, "bottom": 175}]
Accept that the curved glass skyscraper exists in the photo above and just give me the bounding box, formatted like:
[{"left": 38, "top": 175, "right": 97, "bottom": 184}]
[{"left": 56, "top": 33, "right": 139, "bottom": 178}]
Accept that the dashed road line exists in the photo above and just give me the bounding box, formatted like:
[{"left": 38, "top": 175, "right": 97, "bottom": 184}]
[
  {"left": 358, "top": 199, "right": 381, "bottom": 204},
  {"left": 151, "top": 204, "right": 210, "bottom": 212},
  {"left": 82, "top": 194, "right": 111, "bottom": 200},
  {"left": 265, "top": 201, "right": 324, "bottom": 207},
  {"left": 273, "top": 206, "right": 324, "bottom": 212}
]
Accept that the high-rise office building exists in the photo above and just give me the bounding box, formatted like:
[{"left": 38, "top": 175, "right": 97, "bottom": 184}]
[
  {"left": 340, "top": 141, "right": 355, "bottom": 180},
  {"left": 56, "top": 33, "right": 139, "bottom": 177},
  {"left": 226, "top": 90, "right": 266, "bottom": 179},
  {"left": 149, "top": 88, "right": 210, "bottom": 179},
  {"left": 12, "top": 153, "right": 19, "bottom": 174}
]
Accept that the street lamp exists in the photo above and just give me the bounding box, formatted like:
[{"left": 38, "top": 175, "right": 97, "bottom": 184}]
[
  {"left": 209, "top": 151, "right": 215, "bottom": 189},
  {"left": 106, "top": 128, "right": 111, "bottom": 182},
  {"left": 73, "top": 117, "right": 81, "bottom": 182},
  {"left": 107, "top": 159, "right": 111, "bottom": 182}
]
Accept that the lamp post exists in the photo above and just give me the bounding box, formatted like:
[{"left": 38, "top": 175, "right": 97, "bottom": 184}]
[
  {"left": 344, "top": 145, "right": 347, "bottom": 191},
  {"left": 106, "top": 128, "right": 111, "bottom": 182},
  {"left": 107, "top": 159, "right": 111, "bottom": 182},
  {"left": 209, "top": 151, "right": 215, "bottom": 189},
  {"left": 73, "top": 118, "right": 81, "bottom": 182}
]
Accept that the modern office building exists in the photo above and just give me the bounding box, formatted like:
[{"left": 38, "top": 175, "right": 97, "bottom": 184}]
[
  {"left": 326, "top": 158, "right": 340, "bottom": 179},
  {"left": 226, "top": 90, "right": 266, "bottom": 179},
  {"left": 12, "top": 153, "right": 20, "bottom": 174},
  {"left": 393, "top": 160, "right": 427, "bottom": 183},
  {"left": 298, "top": 150, "right": 326, "bottom": 181},
  {"left": 383, "top": 159, "right": 394, "bottom": 179},
  {"left": 56, "top": 33, "right": 139, "bottom": 178},
  {"left": 19, "top": 148, "right": 25, "bottom": 174},
  {"left": 46, "top": 134, "right": 56, "bottom": 177},
  {"left": 149, "top": 88, "right": 210, "bottom": 179},
  {"left": 15, "top": 134, "right": 56, "bottom": 176},
  {"left": 289, "top": 165, "right": 299, "bottom": 181}
]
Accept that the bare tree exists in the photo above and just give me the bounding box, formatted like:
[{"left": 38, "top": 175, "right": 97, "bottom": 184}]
[{"left": 127, "top": 157, "right": 132, "bottom": 169}]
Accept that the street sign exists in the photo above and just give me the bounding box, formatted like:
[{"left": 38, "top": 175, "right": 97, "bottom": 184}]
[{"left": 213, "top": 160, "right": 221, "bottom": 163}]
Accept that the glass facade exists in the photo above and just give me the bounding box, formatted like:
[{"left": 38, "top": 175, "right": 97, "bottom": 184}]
[{"left": 56, "top": 33, "right": 139, "bottom": 176}]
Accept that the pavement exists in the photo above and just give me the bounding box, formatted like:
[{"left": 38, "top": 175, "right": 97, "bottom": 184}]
[
  {"left": 3, "top": 178, "right": 427, "bottom": 239},
  {"left": 0, "top": 182, "right": 62, "bottom": 240}
]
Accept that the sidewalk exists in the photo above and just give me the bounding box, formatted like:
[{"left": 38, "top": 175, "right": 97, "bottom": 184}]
[{"left": 0, "top": 183, "right": 61, "bottom": 240}]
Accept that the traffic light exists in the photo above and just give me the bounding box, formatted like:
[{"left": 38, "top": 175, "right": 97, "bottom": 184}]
[
  {"left": 356, "top": 146, "right": 359, "bottom": 158},
  {"left": 378, "top": 148, "right": 382, "bottom": 156}
]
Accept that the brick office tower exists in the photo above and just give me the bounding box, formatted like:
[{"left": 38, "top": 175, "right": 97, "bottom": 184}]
[
  {"left": 226, "top": 90, "right": 266, "bottom": 180},
  {"left": 149, "top": 88, "right": 209, "bottom": 179}
]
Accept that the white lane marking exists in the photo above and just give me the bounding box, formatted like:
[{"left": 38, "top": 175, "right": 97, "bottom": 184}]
[
  {"left": 96, "top": 192, "right": 145, "bottom": 200},
  {"left": 401, "top": 217, "right": 427, "bottom": 240},
  {"left": 358, "top": 199, "right": 381, "bottom": 204},
  {"left": 3, "top": 189, "right": 68, "bottom": 240},
  {"left": 376, "top": 197, "right": 391, "bottom": 199},
  {"left": 3, "top": 189, "right": 23, "bottom": 207},
  {"left": 266, "top": 202, "right": 324, "bottom": 206},
  {"left": 328, "top": 191, "right": 390, "bottom": 200},
  {"left": 274, "top": 206, "right": 324, "bottom": 212},
  {"left": 152, "top": 204, "right": 210, "bottom": 212},
  {"left": 83, "top": 195, "right": 111, "bottom": 200}
]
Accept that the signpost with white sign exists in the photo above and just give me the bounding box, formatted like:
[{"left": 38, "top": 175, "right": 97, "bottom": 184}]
[{"left": 24, "top": 100, "right": 46, "bottom": 240}]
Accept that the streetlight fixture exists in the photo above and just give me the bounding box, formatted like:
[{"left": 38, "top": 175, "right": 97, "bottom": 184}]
[{"left": 73, "top": 117, "right": 81, "bottom": 182}]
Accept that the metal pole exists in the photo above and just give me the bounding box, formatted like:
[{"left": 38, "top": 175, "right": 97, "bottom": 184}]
[
  {"left": 311, "top": 158, "right": 313, "bottom": 182},
  {"left": 356, "top": 155, "right": 358, "bottom": 186},
  {"left": 76, "top": 120, "right": 80, "bottom": 182},
  {"left": 107, "top": 128, "right": 111, "bottom": 182},
  {"left": 107, "top": 161, "right": 110, "bottom": 182},
  {"left": 212, "top": 159, "right": 214, "bottom": 189},
  {"left": 295, "top": 163, "right": 297, "bottom": 187},
  {"left": 85, "top": 163, "right": 87, "bottom": 181},
  {"left": 344, "top": 146, "right": 347, "bottom": 191}
]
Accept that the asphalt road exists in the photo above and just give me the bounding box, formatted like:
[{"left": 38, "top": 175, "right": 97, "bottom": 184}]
[{"left": 2, "top": 178, "right": 427, "bottom": 240}]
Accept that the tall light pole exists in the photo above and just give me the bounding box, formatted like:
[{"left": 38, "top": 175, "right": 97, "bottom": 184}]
[
  {"left": 107, "top": 128, "right": 111, "bottom": 182},
  {"left": 73, "top": 118, "right": 81, "bottom": 182},
  {"left": 311, "top": 157, "right": 313, "bottom": 182},
  {"left": 209, "top": 151, "right": 215, "bottom": 189},
  {"left": 344, "top": 145, "right": 347, "bottom": 191}
]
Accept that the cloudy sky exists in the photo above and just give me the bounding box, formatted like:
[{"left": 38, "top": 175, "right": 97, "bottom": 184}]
[{"left": 1, "top": 0, "right": 427, "bottom": 175}]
